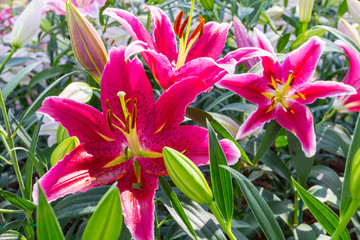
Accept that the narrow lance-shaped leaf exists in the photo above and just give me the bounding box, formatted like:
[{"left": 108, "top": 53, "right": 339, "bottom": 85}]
[
  {"left": 292, "top": 177, "right": 351, "bottom": 240},
  {"left": 222, "top": 166, "right": 285, "bottom": 240},
  {"left": 82, "top": 183, "right": 122, "bottom": 240},
  {"left": 0, "top": 188, "right": 36, "bottom": 213},
  {"left": 36, "top": 185, "right": 65, "bottom": 240},
  {"left": 207, "top": 120, "right": 233, "bottom": 225}
]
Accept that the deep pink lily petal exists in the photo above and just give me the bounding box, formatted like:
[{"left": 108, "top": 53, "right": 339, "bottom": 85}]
[
  {"left": 144, "top": 5, "right": 177, "bottom": 63},
  {"left": 101, "top": 47, "right": 156, "bottom": 138},
  {"left": 281, "top": 37, "right": 324, "bottom": 88},
  {"left": 174, "top": 57, "right": 228, "bottom": 85},
  {"left": 104, "top": 8, "right": 158, "bottom": 51},
  {"left": 216, "top": 74, "right": 270, "bottom": 105},
  {"left": 336, "top": 40, "right": 360, "bottom": 88},
  {"left": 236, "top": 105, "right": 276, "bottom": 139},
  {"left": 275, "top": 100, "right": 316, "bottom": 157},
  {"left": 143, "top": 125, "right": 240, "bottom": 176},
  {"left": 253, "top": 28, "right": 277, "bottom": 74},
  {"left": 154, "top": 77, "right": 212, "bottom": 132},
  {"left": 217, "top": 47, "right": 276, "bottom": 66},
  {"left": 233, "top": 16, "right": 260, "bottom": 69},
  {"left": 293, "top": 81, "right": 356, "bottom": 104},
  {"left": 39, "top": 97, "right": 117, "bottom": 143},
  {"left": 186, "top": 22, "right": 230, "bottom": 62},
  {"left": 335, "top": 93, "right": 360, "bottom": 112},
  {"left": 117, "top": 169, "right": 158, "bottom": 240},
  {"left": 32, "top": 141, "right": 128, "bottom": 204},
  {"left": 124, "top": 41, "right": 175, "bottom": 90}
]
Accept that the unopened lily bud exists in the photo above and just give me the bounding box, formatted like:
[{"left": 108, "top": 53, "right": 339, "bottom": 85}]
[
  {"left": 338, "top": 18, "right": 360, "bottom": 46},
  {"left": 66, "top": 1, "right": 107, "bottom": 84},
  {"left": 348, "top": 0, "right": 360, "bottom": 24},
  {"left": 163, "top": 147, "right": 213, "bottom": 205},
  {"left": 59, "top": 82, "right": 93, "bottom": 103},
  {"left": 298, "top": 0, "right": 314, "bottom": 23},
  {"left": 11, "top": 0, "right": 43, "bottom": 48},
  {"left": 350, "top": 149, "right": 360, "bottom": 200},
  {"left": 50, "top": 137, "right": 80, "bottom": 167},
  {"left": 210, "top": 113, "right": 240, "bottom": 138},
  {"left": 199, "top": 0, "right": 214, "bottom": 11},
  {"left": 258, "top": 6, "right": 283, "bottom": 25}
]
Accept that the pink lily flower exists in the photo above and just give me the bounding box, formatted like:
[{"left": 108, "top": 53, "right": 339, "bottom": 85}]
[
  {"left": 217, "top": 31, "right": 355, "bottom": 157},
  {"left": 103, "top": 5, "right": 276, "bottom": 90},
  {"left": 45, "top": 0, "right": 106, "bottom": 17},
  {"left": 32, "top": 46, "right": 240, "bottom": 240},
  {"left": 333, "top": 40, "right": 360, "bottom": 112}
]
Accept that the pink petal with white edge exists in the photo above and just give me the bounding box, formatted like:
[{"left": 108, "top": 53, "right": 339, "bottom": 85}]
[
  {"left": 216, "top": 74, "right": 270, "bottom": 105},
  {"left": 32, "top": 142, "right": 128, "bottom": 204},
  {"left": 117, "top": 169, "right": 158, "bottom": 240},
  {"left": 275, "top": 100, "right": 316, "bottom": 157},
  {"left": 144, "top": 5, "right": 177, "bottom": 63},
  {"left": 104, "top": 8, "right": 158, "bottom": 51},
  {"left": 186, "top": 22, "right": 230, "bottom": 62},
  {"left": 336, "top": 93, "right": 360, "bottom": 112},
  {"left": 336, "top": 40, "right": 360, "bottom": 89},
  {"left": 253, "top": 28, "right": 277, "bottom": 74},
  {"left": 38, "top": 97, "right": 116, "bottom": 143},
  {"left": 174, "top": 57, "right": 228, "bottom": 85},
  {"left": 154, "top": 77, "right": 211, "bottom": 132},
  {"left": 281, "top": 37, "right": 325, "bottom": 89},
  {"left": 236, "top": 105, "right": 276, "bottom": 139},
  {"left": 293, "top": 81, "right": 356, "bottom": 104},
  {"left": 101, "top": 47, "right": 156, "bottom": 138},
  {"left": 217, "top": 47, "right": 276, "bottom": 66},
  {"left": 124, "top": 41, "right": 175, "bottom": 90}
]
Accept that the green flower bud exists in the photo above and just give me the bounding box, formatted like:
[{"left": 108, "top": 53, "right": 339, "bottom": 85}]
[
  {"left": 66, "top": 1, "right": 107, "bottom": 84},
  {"left": 51, "top": 137, "right": 80, "bottom": 167},
  {"left": 59, "top": 82, "right": 93, "bottom": 103},
  {"left": 162, "top": 147, "right": 213, "bottom": 205},
  {"left": 298, "top": 0, "right": 314, "bottom": 23},
  {"left": 199, "top": 0, "right": 214, "bottom": 11},
  {"left": 350, "top": 149, "right": 360, "bottom": 200}
]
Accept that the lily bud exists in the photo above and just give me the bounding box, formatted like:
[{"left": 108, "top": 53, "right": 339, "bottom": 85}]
[
  {"left": 348, "top": 0, "right": 360, "bottom": 24},
  {"left": 258, "top": 6, "right": 283, "bottom": 25},
  {"left": 338, "top": 18, "right": 360, "bottom": 46},
  {"left": 350, "top": 149, "right": 360, "bottom": 200},
  {"left": 162, "top": 147, "right": 213, "bottom": 205},
  {"left": 11, "top": 0, "right": 43, "bottom": 48},
  {"left": 210, "top": 113, "right": 240, "bottom": 138},
  {"left": 66, "top": 1, "right": 107, "bottom": 84},
  {"left": 59, "top": 82, "right": 93, "bottom": 103},
  {"left": 298, "top": 0, "right": 314, "bottom": 23},
  {"left": 50, "top": 137, "right": 80, "bottom": 167}
]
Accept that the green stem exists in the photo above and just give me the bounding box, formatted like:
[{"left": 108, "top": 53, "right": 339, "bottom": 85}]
[
  {"left": 331, "top": 200, "right": 360, "bottom": 240},
  {"left": 0, "top": 90, "right": 11, "bottom": 137},
  {"left": 8, "top": 139, "right": 26, "bottom": 198},
  {"left": 0, "top": 47, "right": 17, "bottom": 74},
  {"left": 0, "top": 208, "right": 25, "bottom": 213},
  {"left": 316, "top": 108, "right": 337, "bottom": 126},
  {"left": 293, "top": 190, "right": 299, "bottom": 226},
  {"left": 211, "top": 9, "right": 221, "bottom": 22},
  {"left": 208, "top": 201, "right": 236, "bottom": 240}
]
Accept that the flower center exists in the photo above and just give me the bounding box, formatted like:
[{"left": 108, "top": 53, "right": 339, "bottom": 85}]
[
  {"left": 261, "top": 71, "right": 306, "bottom": 113},
  {"left": 173, "top": 8, "right": 205, "bottom": 69}
]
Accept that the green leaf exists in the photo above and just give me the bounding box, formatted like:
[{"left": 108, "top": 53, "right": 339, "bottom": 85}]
[
  {"left": 252, "top": 120, "right": 281, "bottom": 165},
  {"left": 338, "top": 0, "right": 349, "bottom": 18},
  {"left": 0, "top": 220, "right": 28, "bottom": 235},
  {"left": 158, "top": 176, "right": 198, "bottom": 240},
  {"left": 51, "top": 137, "right": 79, "bottom": 167},
  {"left": 28, "top": 64, "right": 74, "bottom": 89},
  {"left": 222, "top": 166, "right": 285, "bottom": 240},
  {"left": 316, "top": 123, "right": 350, "bottom": 157},
  {"left": 186, "top": 107, "right": 251, "bottom": 165},
  {"left": 37, "top": 185, "right": 65, "bottom": 240},
  {"left": 82, "top": 183, "right": 122, "bottom": 240},
  {"left": 286, "top": 131, "right": 314, "bottom": 186},
  {"left": 294, "top": 224, "right": 317, "bottom": 240},
  {"left": 2, "top": 62, "right": 40, "bottom": 99},
  {"left": 0, "top": 230, "right": 26, "bottom": 240},
  {"left": 0, "top": 188, "right": 36, "bottom": 213},
  {"left": 310, "top": 165, "right": 342, "bottom": 198},
  {"left": 341, "top": 115, "right": 360, "bottom": 217},
  {"left": 207, "top": 120, "right": 233, "bottom": 224},
  {"left": 56, "top": 125, "right": 70, "bottom": 144},
  {"left": 292, "top": 178, "right": 350, "bottom": 240}
]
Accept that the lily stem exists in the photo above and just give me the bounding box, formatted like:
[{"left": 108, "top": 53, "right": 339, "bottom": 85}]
[
  {"left": 293, "top": 190, "right": 299, "bottom": 226},
  {"left": 316, "top": 108, "right": 337, "bottom": 126},
  {"left": 208, "top": 201, "right": 236, "bottom": 240},
  {"left": 0, "top": 46, "right": 17, "bottom": 74},
  {"left": 0, "top": 208, "right": 26, "bottom": 213},
  {"left": 331, "top": 200, "right": 359, "bottom": 240}
]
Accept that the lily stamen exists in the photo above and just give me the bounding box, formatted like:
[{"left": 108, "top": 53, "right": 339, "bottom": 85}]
[
  {"left": 295, "top": 92, "right": 306, "bottom": 100},
  {"left": 173, "top": 10, "right": 184, "bottom": 35},
  {"left": 178, "top": 17, "right": 189, "bottom": 39},
  {"left": 131, "top": 99, "right": 138, "bottom": 129}
]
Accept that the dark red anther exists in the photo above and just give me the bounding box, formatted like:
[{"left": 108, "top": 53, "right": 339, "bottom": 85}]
[
  {"left": 174, "top": 10, "right": 184, "bottom": 35},
  {"left": 106, "top": 110, "right": 114, "bottom": 131},
  {"left": 178, "top": 16, "right": 189, "bottom": 38},
  {"left": 131, "top": 99, "right": 137, "bottom": 129}
]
